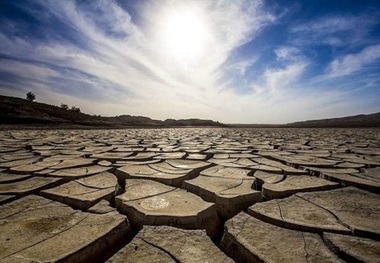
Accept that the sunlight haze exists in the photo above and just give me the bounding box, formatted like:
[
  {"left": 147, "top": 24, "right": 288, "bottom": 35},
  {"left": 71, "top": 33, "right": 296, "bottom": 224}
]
[{"left": 0, "top": 0, "right": 379, "bottom": 123}]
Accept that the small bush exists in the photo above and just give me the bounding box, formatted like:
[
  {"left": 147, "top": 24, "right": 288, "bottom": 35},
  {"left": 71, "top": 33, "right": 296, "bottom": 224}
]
[
  {"left": 70, "top": 106, "right": 81, "bottom": 113},
  {"left": 60, "top": 103, "right": 69, "bottom": 110},
  {"left": 26, "top": 92, "right": 36, "bottom": 102}
]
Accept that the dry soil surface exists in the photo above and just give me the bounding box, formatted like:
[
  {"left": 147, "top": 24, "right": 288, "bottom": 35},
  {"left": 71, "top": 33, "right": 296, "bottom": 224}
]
[{"left": 0, "top": 128, "right": 379, "bottom": 262}]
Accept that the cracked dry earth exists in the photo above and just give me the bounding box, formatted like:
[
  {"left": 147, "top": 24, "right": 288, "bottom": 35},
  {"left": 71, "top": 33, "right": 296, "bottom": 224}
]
[{"left": 0, "top": 128, "right": 379, "bottom": 263}]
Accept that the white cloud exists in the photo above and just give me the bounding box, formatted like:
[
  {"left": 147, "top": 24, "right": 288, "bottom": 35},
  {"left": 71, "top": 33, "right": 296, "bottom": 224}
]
[
  {"left": 264, "top": 62, "right": 307, "bottom": 93},
  {"left": 139, "top": 0, "right": 276, "bottom": 89},
  {"left": 1, "top": 0, "right": 379, "bottom": 123},
  {"left": 274, "top": 46, "right": 301, "bottom": 61},
  {"left": 0, "top": 60, "right": 59, "bottom": 80},
  {"left": 292, "top": 16, "right": 357, "bottom": 34},
  {"left": 290, "top": 13, "right": 379, "bottom": 47},
  {"left": 328, "top": 45, "right": 380, "bottom": 77},
  {"left": 227, "top": 56, "right": 258, "bottom": 76},
  {"left": 0, "top": 0, "right": 277, "bottom": 119}
]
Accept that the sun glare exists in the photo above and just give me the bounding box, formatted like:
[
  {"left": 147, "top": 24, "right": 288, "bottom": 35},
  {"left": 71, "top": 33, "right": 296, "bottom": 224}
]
[{"left": 158, "top": 6, "right": 210, "bottom": 64}]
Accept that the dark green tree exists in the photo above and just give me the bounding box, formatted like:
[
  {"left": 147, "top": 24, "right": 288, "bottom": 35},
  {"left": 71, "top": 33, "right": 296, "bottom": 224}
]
[
  {"left": 70, "top": 106, "right": 81, "bottom": 113},
  {"left": 60, "top": 103, "right": 69, "bottom": 110},
  {"left": 26, "top": 91, "right": 36, "bottom": 102}
]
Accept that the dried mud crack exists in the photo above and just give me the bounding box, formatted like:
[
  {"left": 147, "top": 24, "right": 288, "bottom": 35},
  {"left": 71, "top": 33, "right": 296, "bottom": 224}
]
[{"left": 0, "top": 128, "right": 379, "bottom": 262}]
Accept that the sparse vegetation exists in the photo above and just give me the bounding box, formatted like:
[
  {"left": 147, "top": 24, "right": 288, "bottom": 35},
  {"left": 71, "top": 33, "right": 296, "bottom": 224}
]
[
  {"left": 60, "top": 103, "right": 69, "bottom": 110},
  {"left": 5, "top": 94, "right": 379, "bottom": 127},
  {"left": 26, "top": 92, "right": 36, "bottom": 102},
  {"left": 70, "top": 106, "right": 81, "bottom": 113},
  {"left": 61, "top": 103, "right": 81, "bottom": 113}
]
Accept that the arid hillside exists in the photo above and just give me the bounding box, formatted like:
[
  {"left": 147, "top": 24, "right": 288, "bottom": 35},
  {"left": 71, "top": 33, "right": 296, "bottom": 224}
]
[{"left": 0, "top": 95, "right": 223, "bottom": 127}]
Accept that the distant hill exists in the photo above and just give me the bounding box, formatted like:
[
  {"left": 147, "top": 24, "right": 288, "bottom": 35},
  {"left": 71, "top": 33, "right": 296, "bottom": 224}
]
[
  {"left": 286, "top": 112, "right": 380, "bottom": 128},
  {"left": 1, "top": 94, "right": 378, "bottom": 128},
  {"left": 163, "top": 118, "right": 224, "bottom": 127},
  {"left": 228, "top": 113, "right": 380, "bottom": 128},
  {"left": 0, "top": 95, "right": 224, "bottom": 127}
]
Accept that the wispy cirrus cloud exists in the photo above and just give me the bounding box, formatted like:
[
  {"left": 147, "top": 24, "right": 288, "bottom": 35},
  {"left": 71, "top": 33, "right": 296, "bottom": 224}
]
[
  {"left": 274, "top": 46, "right": 302, "bottom": 62},
  {"left": 290, "top": 13, "right": 379, "bottom": 47},
  {"left": 0, "top": 0, "right": 277, "bottom": 118},
  {"left": 264, "top": 62, "right": 307, "bottom": 93},
  {"left": 226, "top": 56, "right": 259, "bottom": 76},
  {"left": 327, "top": 45, "right": 380, "bottom": 78},
  {"left": 0, "top": 0, "right": 379, "bottom": 123}
]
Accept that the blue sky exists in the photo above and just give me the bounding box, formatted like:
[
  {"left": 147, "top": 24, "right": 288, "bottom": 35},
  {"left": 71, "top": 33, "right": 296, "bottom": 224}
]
[{"left": 0, "top": 0, "right": 379, "bottom": 123}]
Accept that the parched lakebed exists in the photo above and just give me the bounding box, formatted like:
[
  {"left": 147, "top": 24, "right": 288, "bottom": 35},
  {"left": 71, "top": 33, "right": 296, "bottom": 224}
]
[{"left": 0, "top": 128, "right": 379, "bottom": 263}]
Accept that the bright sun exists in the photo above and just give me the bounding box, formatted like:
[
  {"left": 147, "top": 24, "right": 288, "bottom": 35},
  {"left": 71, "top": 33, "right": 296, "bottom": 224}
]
[{"left": 158, "top": 5, "right": 210, "bottom": 63}]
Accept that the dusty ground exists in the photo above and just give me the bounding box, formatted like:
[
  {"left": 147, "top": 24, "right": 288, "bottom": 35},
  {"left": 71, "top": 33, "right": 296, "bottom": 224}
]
[{"left": 0, "top": 128, "right": 379, "bottom": 262}]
